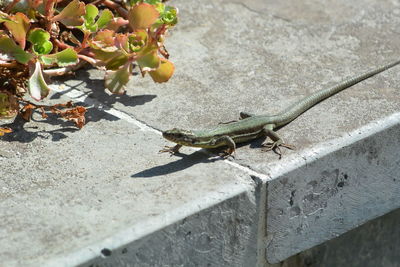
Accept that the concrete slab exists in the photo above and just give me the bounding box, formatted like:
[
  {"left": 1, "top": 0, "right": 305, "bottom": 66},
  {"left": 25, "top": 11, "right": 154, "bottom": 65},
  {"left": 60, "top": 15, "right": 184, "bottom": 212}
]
[
  {"left": 53, "top": 0, "right": 400, "bottom": 263},
  {"left": 0, "top": 94, "right": 258, "bottom": 266},
  {"left": 69, "top": 0, "right": 400, "bottom": 138},
  {"left": 1, "top": 0, "right": 400, "bottom": 265},
  {"left": 63, "top": 0, "right": 400, "bottom": 166}
]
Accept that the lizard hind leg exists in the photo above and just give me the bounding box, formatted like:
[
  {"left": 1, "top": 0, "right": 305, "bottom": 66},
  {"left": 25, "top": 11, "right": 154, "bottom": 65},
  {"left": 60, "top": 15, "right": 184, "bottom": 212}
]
[
  {"left": 218, "top": 111, "right": 255, "bottom": 124},
  {"left": 219, "top": 112, "right": 255, "bottom": 125},
  {"left": 261, "top": 124, "right": 295, "bottom": 159}
]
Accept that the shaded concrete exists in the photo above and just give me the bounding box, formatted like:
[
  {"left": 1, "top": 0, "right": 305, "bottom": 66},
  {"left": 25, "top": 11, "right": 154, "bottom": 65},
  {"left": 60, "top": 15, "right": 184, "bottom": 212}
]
[
  {"left": 264, "top": 114, "right": 400, "bottom": 263},
  {"left": 283, "top": 208, "right": 400, "bottom": 267}
]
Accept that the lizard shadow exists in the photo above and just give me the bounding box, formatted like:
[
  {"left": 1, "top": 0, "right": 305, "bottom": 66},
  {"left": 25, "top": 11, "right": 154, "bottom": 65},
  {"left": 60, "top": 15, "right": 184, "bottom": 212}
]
[
  {"left": 248, "top": 135, "right": 267, "bottom": 149},
  {"left": 131, "top": 136, "right": 271, "bottom": 178},
  {"left": 131, "top": 150, "right": 221, "bottom": 178}
]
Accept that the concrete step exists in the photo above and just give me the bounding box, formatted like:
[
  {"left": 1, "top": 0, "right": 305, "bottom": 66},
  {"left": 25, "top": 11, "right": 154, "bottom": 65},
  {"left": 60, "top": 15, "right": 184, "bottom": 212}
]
[{"left": 1, "top": 0, "right": 400, "bottom": 266}]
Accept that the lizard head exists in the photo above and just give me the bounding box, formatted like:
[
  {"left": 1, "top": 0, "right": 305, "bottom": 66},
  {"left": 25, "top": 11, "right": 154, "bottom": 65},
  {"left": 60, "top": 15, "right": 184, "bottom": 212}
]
[{"left": 162, "top": 128, "right": 197, "bottom": 146}]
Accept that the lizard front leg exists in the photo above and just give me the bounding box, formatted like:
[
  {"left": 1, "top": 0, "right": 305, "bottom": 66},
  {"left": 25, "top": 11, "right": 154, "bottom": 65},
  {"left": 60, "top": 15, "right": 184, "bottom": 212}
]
[
  {"left": 159, "top": 144, "right": 183, "bottom": 155},
  {"left": 209, "top": 136, "right": 236, "bottom": 158},
  {"left": 261, "top": 124, "right": 295, "bottom": 158}
]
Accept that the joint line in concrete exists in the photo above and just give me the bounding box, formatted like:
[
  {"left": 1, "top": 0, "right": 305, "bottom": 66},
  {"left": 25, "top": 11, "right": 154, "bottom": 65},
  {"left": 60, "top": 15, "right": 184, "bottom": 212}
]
[
  {"left": 51, "top": 85, "right": 400, "bottom": 184},
  {"left": 51, "top": 84, "right": 271, "bottom": 181}
]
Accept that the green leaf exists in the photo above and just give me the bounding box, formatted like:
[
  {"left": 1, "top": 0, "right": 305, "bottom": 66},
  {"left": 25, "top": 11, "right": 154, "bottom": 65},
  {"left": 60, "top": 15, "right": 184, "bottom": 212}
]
[
  {"left": 105, "top": 64, "right": 132, "bottom": 94},
  {"left": 127, "top": 30, "right": 148, "bottom": 53},
  {"left": 144, "top": 0, "right": 162, "bottom": 4},
  {"left": 28, "top": 61, "right": 51, "bottom": 101},
  {"left": 40, "top": 48, "right": 78, "bottom": 67},
  {"left": 91, "top": 48, "right": 128, "bottom": 70},
  {"left": 90, "top": 30, "right": 117, "bottom": 51},
  {"left": 97, "top": 9, "right": 113, "bottom": 29},
  {"left": 0, "top": 36, "right": 33, "bottom": 64},
  {"left": 84, "top": 4, "right": 99, "bottom": 20},
  {"left": 4, "top": 12, "right": 30, "bottom": 49},
  {"left": 81, "top": 4, "right": 98, "bottom": 32},
  {"left": 161, "top": 6, "right": 178, "bottom": 26},
  {"left": 0, "top": 11, "right": 12, "bottom": 23},
  {"left": 128, "top": 3, "right": 159, "bottom": 29},
  {"left": 153, "top": 2, "right": 165, "bottom": 13},
  {"left": 52, "top": 0, "right": 85, "bottom": 27},
  {"left": 34, "top": 41, "right": 53, "bottom": 55},
  {"left": 28, "top": 29, "right": 53, "bottom": 55},
  {"left": 104, "top": 53, "right": 128, "bottom": 70},
  {"left": 79, "top": 6, "right": 113, "bottom": 33},
  {"left": 28, "top": 28, "right": 50, "bottom": 44},
  {"left": 149, "top": 58, "right": 174, "bottom": 83},
  {"left": 137, "top": 51, "right": 160, "bottom": 71},
  {"left": 90, "top": 30, "right": 129, "bottom": 69},
  {"left": 0, "top": 93, "right": 18, "bottom": 120}
]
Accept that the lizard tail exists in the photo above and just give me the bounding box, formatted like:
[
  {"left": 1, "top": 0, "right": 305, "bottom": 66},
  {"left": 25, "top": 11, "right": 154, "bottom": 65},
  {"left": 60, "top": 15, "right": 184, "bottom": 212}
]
[{"left": 274, "top": 59, "right": 400, "bottom": 127}]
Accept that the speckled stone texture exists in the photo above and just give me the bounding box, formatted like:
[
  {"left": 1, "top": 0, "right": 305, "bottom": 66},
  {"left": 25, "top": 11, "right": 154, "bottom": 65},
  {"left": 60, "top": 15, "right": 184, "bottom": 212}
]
[{"left": 1, "top": 0, "right": 400, "bottom": 266}]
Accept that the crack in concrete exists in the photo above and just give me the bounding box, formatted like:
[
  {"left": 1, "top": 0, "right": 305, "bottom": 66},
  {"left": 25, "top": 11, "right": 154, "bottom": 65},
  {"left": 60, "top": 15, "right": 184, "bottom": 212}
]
[{"left": 231, "top": 1, "right": 292, "bottom": 23}]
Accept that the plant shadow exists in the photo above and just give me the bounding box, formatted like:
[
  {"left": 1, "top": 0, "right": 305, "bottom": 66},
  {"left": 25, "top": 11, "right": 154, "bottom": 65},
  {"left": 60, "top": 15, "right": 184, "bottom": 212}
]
[
  {"left": 1, "top": 116, "right": 78, "bottom": 143},
  {"left": 1, "top": 66, "right": 157, "bottom": 142},
  {"left": 51, "top": 66, "right": 157, "bottom": 112}
]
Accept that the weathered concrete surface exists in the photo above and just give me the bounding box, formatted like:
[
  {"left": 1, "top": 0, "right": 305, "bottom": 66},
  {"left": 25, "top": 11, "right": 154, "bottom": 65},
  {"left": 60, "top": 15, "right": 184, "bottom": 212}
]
[
  {"left": 57, "top": 0, "right": 400, "bottom": 264},
  {"left": 0, "top": 95, "right": 258, "bottom": 266},
  {"left": 283, "top": 208, "right": 400, "bottom": 267},
  {"left": 76, "top": 0, "right": 400, "bottom": 149},
  {"left": 78, "top": 190, "right": 261, "bottom": 267},
  {"left": 265, "top": 113, "right": 400, "bottom": 263},
  {"left": 1, "top": 0, "right": 400, "bottom": 266}
]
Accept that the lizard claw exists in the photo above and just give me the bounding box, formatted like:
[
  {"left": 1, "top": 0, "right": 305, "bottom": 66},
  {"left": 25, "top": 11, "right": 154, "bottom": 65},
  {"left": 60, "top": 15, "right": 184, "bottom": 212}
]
[
  {"left": 262, "top": 140, "right": 295, "bottom": 159},
  {"left": 159, "top": 145, "right": 182, "bottom": 156},
  {"left": 219, "top": 148, "right": 236, "bottom": 159}
]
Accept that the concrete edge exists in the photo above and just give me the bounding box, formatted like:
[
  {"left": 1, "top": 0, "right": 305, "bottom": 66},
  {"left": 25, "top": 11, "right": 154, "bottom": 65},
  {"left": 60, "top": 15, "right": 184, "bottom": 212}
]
[
  {"left": 264, "top": 112, "right": 400, "bottom": 263},
  {"left": 43, "top": 182, "right": 254, "bottom": 267},
  {"left": 266, "top": 112, "right": 400, "bottom": 180}
]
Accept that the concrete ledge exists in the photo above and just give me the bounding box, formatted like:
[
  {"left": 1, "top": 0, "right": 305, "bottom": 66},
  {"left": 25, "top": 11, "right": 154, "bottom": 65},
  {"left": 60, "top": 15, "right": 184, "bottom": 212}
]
[
  {"left": 1, "top": 0, "right": 400, "bottom": 266},
  {"left": 264, "top": 113, "right": 400, "bottom": 263},
  {"left": 72, "top": 191, "right": 260, "bottom": 267},
  {"left": 286, "top": 208, "right": 400, "bottom": 267}
]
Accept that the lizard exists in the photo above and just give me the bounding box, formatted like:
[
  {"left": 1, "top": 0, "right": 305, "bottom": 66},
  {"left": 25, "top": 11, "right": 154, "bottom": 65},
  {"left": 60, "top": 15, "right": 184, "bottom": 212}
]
[{"left": 160, "top": 60, "right": 400, "bottom": 158}]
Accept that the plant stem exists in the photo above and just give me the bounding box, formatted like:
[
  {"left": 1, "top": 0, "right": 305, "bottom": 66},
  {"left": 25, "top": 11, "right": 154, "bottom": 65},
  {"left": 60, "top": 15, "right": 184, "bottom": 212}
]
[
  {"left": 0, "top": 61, "right": 19, "bottom": 68},
  {"left": 103, "top": 0, "right": 128, "bottom": 19}
]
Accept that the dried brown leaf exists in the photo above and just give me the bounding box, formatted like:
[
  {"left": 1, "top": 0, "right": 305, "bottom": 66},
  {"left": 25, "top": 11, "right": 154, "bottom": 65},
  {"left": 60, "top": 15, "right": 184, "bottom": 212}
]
[
  {"left": 53, "top": 105, "right": 87, "bottom": 128},
  {"left": 20, "top": 103, "right": 35, "bottom": 121}
]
